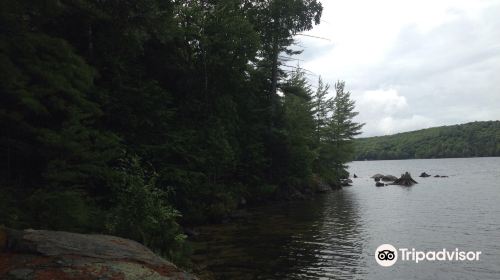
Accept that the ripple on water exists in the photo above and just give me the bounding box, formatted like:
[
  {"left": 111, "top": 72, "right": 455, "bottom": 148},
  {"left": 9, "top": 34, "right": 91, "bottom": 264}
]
[{"left": 192, "top": 158, "right": 500, "bottom": 280}]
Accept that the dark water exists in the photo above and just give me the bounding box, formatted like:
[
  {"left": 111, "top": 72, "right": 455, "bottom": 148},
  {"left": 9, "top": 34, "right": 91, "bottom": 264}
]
[{"left": 192, "top": 158, "right": 500, "bottom": 279}]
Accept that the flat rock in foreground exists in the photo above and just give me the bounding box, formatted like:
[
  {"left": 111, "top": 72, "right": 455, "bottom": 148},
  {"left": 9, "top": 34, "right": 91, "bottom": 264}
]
[{"left": 0, "top": 227, "right": 197, "bottom": 280}]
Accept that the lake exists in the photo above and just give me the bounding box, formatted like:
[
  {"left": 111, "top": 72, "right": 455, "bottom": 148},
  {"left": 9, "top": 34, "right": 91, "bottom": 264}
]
[{"left": 191, "top": 157, "right": 500, "bottom": 279}]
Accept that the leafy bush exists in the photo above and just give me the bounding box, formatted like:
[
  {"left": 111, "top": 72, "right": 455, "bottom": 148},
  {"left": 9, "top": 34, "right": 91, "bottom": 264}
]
[{"left": 106, "top": 157, "right": 188, "bottom": 264}]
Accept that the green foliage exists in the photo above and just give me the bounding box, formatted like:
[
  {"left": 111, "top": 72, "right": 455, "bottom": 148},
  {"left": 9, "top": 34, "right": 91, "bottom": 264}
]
[
  {"left": 106, "top": 157, "right": 188, "bottom": 263},
  {"left": 354, "top": 121, "right": 500, "bottom": 160},
  {"left": 280, "top": 70, "right": 316, "bottom": 185},
  {"left": 0, "top": 0, "right": 367, "bottom": 268},
  {"left": 313, "top": 80, "right": 364, "bottom": 182},
  {"left": 26, "top": 189, "right": 96, "bottom": 232}
]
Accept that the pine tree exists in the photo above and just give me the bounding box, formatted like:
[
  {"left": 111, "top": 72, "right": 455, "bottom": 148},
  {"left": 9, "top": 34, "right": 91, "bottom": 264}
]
[
  {"left": 0, "top": 26, "right": 121, "bottom": 230},
  {"left": 326, "top": 81, "right": 364, "bottom": 179},
  {"left": 281, "top": 70, "right": 316, "bottom": 187},
  {"left": 312, "top": 77, "right": 331, "bottom": 145}
]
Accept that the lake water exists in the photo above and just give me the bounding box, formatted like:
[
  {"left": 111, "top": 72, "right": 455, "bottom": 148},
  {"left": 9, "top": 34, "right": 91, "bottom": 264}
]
[{"left": 191, "top": 157, "right": 500, "bottom": 279}]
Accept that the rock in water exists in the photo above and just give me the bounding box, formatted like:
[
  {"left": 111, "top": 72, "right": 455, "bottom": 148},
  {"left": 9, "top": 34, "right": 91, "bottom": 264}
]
[
  {"left": 419, "top": 172, "right": 431, "bottom": 177},
  {"left": 0, "top": 227, "right": 198, "bottom": 280},
  {"left": 371, "top": 174, "right": 384, "bottom": 179},
  {"left": 393, "top": 172, "right": 418, "bottom": 186},
  {"left": 375, "top": 182, "right": 385, "bottom": 187},
  {"left": 381, "top": 175, "right": 398, "bottom": 182},
  {"left": 340, "top": 179, "right": 353, "bottom": 186}
]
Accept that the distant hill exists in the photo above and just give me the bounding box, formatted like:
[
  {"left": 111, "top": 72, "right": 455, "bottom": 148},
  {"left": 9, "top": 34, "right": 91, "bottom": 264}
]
[{"left": 354, "top": 121, "right": 500, "bottom": 160}]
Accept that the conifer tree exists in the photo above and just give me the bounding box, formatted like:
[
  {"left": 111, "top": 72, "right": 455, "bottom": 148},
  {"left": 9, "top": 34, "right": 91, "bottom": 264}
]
[{"left": 326, "top": 81, "right": 364, "bottom": 179}]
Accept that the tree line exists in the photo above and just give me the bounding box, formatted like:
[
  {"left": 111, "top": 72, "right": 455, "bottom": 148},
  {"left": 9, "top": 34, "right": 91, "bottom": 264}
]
[
  {"left": 0, "top": 0, "right": 362, "bottom": 264},
  {"left": 354, "top": 121, "right": 500, "bottom": 160}
]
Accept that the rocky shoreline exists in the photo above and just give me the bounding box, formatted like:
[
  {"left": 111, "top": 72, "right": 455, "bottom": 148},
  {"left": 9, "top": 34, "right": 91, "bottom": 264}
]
[{"left": 0, "top": 227, "right": 197, "bottom": 280}]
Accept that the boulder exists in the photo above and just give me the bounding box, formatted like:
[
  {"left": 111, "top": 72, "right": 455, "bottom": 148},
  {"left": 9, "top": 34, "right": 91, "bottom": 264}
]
[
  {"left": 353, "top": 174, "right": 358, "bottom": 178},
  {"left": 374, "top": 177, "right": 381, "bottom": 182},
  {"left": 375, "top": 182, "right": 385, "bottom": 187},
  {"left": 419, "top": 172, "right": 431, "bottom": 177},
  {"left": 312, "top": 176, "right": 336, "bottom": 193},
  {"left": 340, "top": 179, "right": 352, "bottom": 186},
  {"left": 371, "top": 174, "right": 384, "bottom": 179},
  {"left": 0, "top": 227, "right": 198, "bottom": 280},
  {"left": 381, "top": 175, "right": 398, "bottom": 182},
  {"left": 392, "top": 172, "right": 418, "bottom": 186}
]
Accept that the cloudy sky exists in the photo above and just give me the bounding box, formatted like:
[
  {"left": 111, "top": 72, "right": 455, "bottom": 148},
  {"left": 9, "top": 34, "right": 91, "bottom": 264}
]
[{"left": 294, "top": 0, "right": 500, "bottom": 137}]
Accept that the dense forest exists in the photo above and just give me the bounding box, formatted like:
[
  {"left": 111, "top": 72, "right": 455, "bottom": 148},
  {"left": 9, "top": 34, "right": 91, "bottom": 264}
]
[
  {"left": 0, "top": 0, "right": 363, "bottom": 265},
  {"left": 354, "top": 121, "right": 500, "bottom": 160}
]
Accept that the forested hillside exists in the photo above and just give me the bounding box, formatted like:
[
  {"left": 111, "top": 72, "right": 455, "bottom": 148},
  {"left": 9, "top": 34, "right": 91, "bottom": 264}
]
[
  {"left": 354, "top": 121, "right": 500, "bottom": 160},
  {"left": 0, "top": 0, "right": 363, "bottom": 264}
]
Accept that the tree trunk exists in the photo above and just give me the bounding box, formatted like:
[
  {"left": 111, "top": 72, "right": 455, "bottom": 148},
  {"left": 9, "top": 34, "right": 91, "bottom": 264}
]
[{"left": 392, "top": 172, "right": 418, "bottom": 186}]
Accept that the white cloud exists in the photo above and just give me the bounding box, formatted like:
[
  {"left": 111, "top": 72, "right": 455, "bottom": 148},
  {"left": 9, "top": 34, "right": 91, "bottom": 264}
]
[
  {"left": 379, "top": 115, "right": 435, "bottom": 136},
  {"left": 294, "top": 0, "right": 500, "bottom": 136},
  {"left": 353, "top": 88, "right": 434, "bottom": 136},
  {"left": 356, "top": 89, "right": 408, "bottom": 114}
]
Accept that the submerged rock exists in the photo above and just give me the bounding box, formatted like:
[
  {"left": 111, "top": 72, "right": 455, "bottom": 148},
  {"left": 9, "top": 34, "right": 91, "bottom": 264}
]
[{"left": 0, "top": 227, "right": 198, "bottom": 280}]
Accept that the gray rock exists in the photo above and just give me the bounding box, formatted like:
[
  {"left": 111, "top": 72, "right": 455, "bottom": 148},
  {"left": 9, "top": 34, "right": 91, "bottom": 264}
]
[
  {"left": 371, "top": 173, "right": 384, "bottom": 179},
  {"left": 381, "top": 175, "right": 397, "bottom": 181},
  {"left": 8, "top": 269, "right": 34, "bottom": 279},
  {"left": 0, "top": 227, "right": 198, "bottom": 280}
]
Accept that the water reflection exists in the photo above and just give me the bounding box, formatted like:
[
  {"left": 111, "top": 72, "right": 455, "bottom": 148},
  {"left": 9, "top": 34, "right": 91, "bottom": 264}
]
[
  {"left": 192, "top": 190, "right": 365, "bottom": 279},
  {"left": 192, "top": 158, "right": 500, "bottom": 279}
]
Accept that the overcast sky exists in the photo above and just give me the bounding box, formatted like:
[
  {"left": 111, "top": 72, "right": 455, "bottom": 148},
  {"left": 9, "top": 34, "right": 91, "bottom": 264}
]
[{"left": 294, "top": 0, "right": 500, "bottom": 137}]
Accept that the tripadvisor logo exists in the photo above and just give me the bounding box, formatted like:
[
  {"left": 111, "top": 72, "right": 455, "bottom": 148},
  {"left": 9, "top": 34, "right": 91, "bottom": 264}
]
[
  {"left": 375, "top": 244, "right": 398, "bottom": 267},
  {"left": 375, "top": 244, "right": 482, "bottom": 267}
]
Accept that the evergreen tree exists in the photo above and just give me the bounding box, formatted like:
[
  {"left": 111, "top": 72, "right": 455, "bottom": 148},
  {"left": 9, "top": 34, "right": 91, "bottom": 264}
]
[
  {"left": 312, "top": 77, "right": 331, "bottom": 144},
  {"left": 325, "top": 81, "right": 364, "bottom": 179},
  {"left": 0, "top": 14, "right": 121, "bottom": 231},
  {"left": 0, "top": 0, "right": 372, "bottom": 266},
  {"left": 280, "top": 70, "right": 316, "bottom": 188}
]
